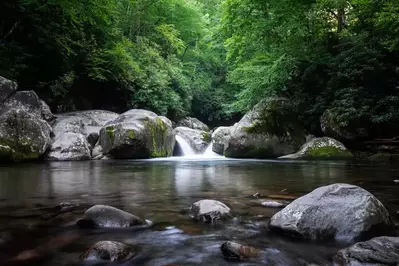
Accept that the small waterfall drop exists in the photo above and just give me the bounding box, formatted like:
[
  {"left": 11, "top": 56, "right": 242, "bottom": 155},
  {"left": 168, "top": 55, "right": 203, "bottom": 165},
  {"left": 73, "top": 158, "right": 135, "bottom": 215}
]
[
  {"left": 175, "top": 135, "right": 196, "bottom": 156},
  {"left": 202, "top": 143, "right": 222, "bottom": 158}
]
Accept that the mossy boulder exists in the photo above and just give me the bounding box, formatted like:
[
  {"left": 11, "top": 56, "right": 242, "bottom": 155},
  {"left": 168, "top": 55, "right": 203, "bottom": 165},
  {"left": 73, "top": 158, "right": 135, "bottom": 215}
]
[
  {"left": 321, "top": 109, "right": 369, "bottom": 142},
  {"left": 0, "top": 108, "right": 52, "bottom": 162},
  {"left": 174, "top": 126, "right": 210, "bottom": 153},
  {"left": 212, "top": 126, "right": 232, "bottom": 155},
  {"left": 224, "top": 98, "right": 306, "bottom": 159},
  {"left": 0, "top": 76, "right": 17, "bottom": 104},
  {"left": 99, "top": 109, "right": 175, "bottom": 159},
  {"left": 279, "top": 137, "right": 353, "bottom": 160},
  {"left": 176, "top": 117, "right": 209, "bottom": 131}
]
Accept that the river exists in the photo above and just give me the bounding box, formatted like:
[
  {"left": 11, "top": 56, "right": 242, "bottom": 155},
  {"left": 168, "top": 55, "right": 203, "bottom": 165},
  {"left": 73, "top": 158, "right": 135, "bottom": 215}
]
[{"left": 0, "top": 158, "right": 398, "bottom": 265}]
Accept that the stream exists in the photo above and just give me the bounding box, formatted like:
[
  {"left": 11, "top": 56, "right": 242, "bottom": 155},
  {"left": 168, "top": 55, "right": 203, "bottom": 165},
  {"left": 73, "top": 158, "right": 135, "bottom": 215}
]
[{"left": 0, "top": 158, "right": 398, "bottom": 265}]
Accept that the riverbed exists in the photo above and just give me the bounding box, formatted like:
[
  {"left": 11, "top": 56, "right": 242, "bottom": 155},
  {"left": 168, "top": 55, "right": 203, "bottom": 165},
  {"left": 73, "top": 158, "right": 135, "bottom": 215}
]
[{"left": 0, "top": 158, "right": 398, "bottom": 265}]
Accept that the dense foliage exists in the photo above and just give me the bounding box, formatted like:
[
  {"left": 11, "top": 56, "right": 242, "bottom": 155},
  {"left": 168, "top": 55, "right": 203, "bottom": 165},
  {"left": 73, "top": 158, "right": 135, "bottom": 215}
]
[{"left": 1, "top": 0, "right": 399, "bottom": 135}]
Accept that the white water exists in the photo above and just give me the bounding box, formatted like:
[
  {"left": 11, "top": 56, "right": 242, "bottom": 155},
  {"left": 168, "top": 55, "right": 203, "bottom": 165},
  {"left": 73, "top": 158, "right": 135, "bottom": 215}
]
[
  {"left": 175, "top": 135, "right": 223, "bottom": 159},
  {"left": 175, "top": 135, "right": 196, "bottom": 156}
]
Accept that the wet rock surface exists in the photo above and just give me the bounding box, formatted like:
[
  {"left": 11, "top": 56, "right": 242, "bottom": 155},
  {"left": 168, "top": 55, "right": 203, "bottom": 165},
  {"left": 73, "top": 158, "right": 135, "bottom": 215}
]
[
  {"left": 0, "top": 108, "right": 52, "bottom": 161},
  {"left": 0, "top": 76, "right": 17, "bottom": 103},
  {"left": 333, "top": 236, "right": 399, "bottom": 266},
  {"left": 77, "top": 205, "right": 146, "bottom": 228},
  {"left": 99, "top": 109, "right": 175, "bottom": 159},
  {"left": 46, "top": 132, "right": 91, "bottom": 161},
  {"left": 174, "top": 127, "right": 211, "bottom": 153},
  {"left": 190, "top": 200, "right": 231, "bottom": 223},
  {"left": 80, "top": 241, "right": 137, "bottom": 262},
  {"left": 221, "top": 241, "right": 262, "bottom": 261},
  {"left": 269, "top": 183, "right": 394, "bottom": 241},
  {"left": 279, "top": 137, "right": 353, "bottom": 160}
]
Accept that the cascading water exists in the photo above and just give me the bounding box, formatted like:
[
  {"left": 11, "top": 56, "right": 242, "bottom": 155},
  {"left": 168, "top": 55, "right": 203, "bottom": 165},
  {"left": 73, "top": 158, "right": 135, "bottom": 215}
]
[
  {"left": 175, "top": 135, "right": 196, "bottom": 156},
  {"left": 202, "top": 143, "right": 221, "bottom": 158}
]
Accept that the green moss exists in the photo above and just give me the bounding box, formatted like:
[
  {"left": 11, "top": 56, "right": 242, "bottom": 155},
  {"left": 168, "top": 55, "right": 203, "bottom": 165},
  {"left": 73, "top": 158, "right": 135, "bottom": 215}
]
[
  {"left": 145, "top": 118, "right": 171, "bottom": 158},
  {"left": 304, "top": 146, "right": 353, "bottom": 159},
  {"left": 201, "top": 131, "right": 211, "bottom": 143},
  {"left": 106, "top": 126, "right": 115, "bottom": 143},
  {"left": 0, "top": 138, "right": 40, "bottom": 162},
  {"left": 128, "top": 129, "right": 135, "bottom": 139}
]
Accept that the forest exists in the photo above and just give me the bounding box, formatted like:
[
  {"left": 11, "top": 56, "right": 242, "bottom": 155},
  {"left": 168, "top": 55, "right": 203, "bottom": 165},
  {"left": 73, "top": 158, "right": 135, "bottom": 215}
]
[{"left": 1, "top": 0, "right": 398, "bottom": 134}]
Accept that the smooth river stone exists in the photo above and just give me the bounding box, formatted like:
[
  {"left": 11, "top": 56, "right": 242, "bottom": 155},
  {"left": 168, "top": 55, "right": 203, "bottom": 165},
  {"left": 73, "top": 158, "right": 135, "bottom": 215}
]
[
  {"left": 190, "top": 199, "right": 231, "bottom": 223},
  {"left": 80, "top": 241, "right": 137, "bottom": 262}
]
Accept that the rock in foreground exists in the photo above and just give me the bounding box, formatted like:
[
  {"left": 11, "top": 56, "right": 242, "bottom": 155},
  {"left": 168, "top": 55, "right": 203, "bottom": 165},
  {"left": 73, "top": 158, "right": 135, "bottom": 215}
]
[
  {"left": 99, "top": 109, "right": 175, "bottom": 159},
  {"left": 0, "top": 108, "right": 52, "bottom": 161},
  {"left": 80, "top": 241, "right": 137, "bottom": 262},
  {"left": 221, "top": 241, "right": 262, "bottom": 261},
  {"left": 76, "top": 205, "right": 145, "bottom": 228},
  {"left": 190, "top": 200, "right": 231, "bottom": 223},
  {"left": 279, "top": 137, "right": 353, "bottom": 160},
  {"left": 333, "top": 236, "right": 399, "bottom": 265},
  {"left": 269, "top": 184, "right": 394, "bottom": 241}
]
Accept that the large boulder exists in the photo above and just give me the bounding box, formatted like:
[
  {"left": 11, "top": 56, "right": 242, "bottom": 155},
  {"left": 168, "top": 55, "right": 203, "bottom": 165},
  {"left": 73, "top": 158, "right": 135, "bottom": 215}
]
[
  {"left": 99, "top": 109, "right": 175, "bottom": 159},
  {"left": 279, "top": 137, "right": 353, "bottom": 160},
  {"left": 174, "top": 127, "right": 211, "bottom": 153},
  {"left": 321, "top": 109, "right": 369, "bottom": 142},
  {"left": 190, "top": 200, "right": 231, "bottom": 223},
  {"left": 177, "top": 117, "right": 209, "bottom": 131},
  {"left": 2, "top": 91, "right": 55, "bottom": 121},
  {"left": 224, "top": 98, "right": 306, "bottom": 158},
  {"left": 333, "top": 236, "right": 399, "bottom": 266},
  {"left": 47, "top": 110, "right": 118, "bottom": 161},
  {"left": 269, "top": 184, "right": 394, "bottom": 241},
  {"left": 46, "top": 132, "right": 91, "bottom": 161},
  {"left": 0, "top": 76, "right": 17, "bottom": 103},
  {"left": 80, "top": 241, "right": 137, "bottom": 262},
  {"left": 212, "top": 126, "right": 232, "bottom": 155},
  {"left": 0, "top": 108, "right": 52, "bottom": 161},
  {"left": 76, "top": 205, "right": 146, "bottom": 228}
]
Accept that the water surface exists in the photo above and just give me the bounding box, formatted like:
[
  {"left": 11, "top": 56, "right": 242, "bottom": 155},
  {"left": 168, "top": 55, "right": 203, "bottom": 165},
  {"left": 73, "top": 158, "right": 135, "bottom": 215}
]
[{"left": 0, "top": 158, "right": 398, "bottom": 265}]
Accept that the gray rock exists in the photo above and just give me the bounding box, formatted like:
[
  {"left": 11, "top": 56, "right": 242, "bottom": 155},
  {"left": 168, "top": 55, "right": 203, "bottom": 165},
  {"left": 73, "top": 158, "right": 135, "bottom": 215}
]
[
  {"left": 224, "top": 98, "right": 305, "bottom": 159},
  {"left": 46, "top": 132, "right": 91, "bottom": 161},
  {"left": 177, "top": 117, "right": 209, "bottom": 131},
  {"left": 212, "top": 126, "right": 232, "bottom": 155},
  {"left": 2, "top": 91, "right": 55, "bottom": 121},
  {"left": 77, "top": 205, "right": 145, "bottom": 228},
  {"left": 0, "top": 108, "right": 52, "bottom": 161},
  {"left": 269, "top": 184, "right": 394, "bottom": 241},
  {"left": 333, "top": 236, "right": 399, "bottom": 265},
  {"left": 99, "top": 109, "right": 175, "bottom": 159},
  {"left": 174, "top": 127, "right": 211, "bottom": 153},
  {"left": 190, "top": 200, "right": 231, "bottom": 223},
  {"left": 159, "top": 116, "right": 173, "bottom": 128},
  {"left": 47, "top": 110, "right": 118, "bottom": 160},
  {"left": 321, "top": 109, "right": 369, "bottom": 142},
  {"left": 80, "top": 241, "right": 137, "bottom": 262},
  {"left": 91, "top": 142, "right": 104, "bottom": 160},
  {"left": 279, "top": 137, "right": 353, "bottom": 160},
  {"left": 221, "top": 241, "right": 262, "bottom": 261},
  {"left": 0, "top": 76, "right": 17, "bottom": 103}
]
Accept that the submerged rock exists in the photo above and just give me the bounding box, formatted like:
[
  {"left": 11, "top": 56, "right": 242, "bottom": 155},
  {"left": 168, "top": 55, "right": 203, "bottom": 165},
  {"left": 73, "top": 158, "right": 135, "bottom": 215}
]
[
  {"left": 99, "top": 109, "right": 175, "bottom": 159},
  {"left": 0, "top": 76, "right": 17, "bottom": 103},
  {"left": 76, "top": 205, "right": 145, "bottom": 228},
  {"left": 0, "top": 108, "right": 52, "bottom": 161},
  {"left": 174, "top": 127, "right": 211, "bottom": 153},
  {"left": 269, "top": 184, "right": 394, "bottom": 241},
  {"left": 279, "top": 137, "right": 353, "bottom": 160},
  {"left": 212, "top": 126, "right": 232, "bottom": 155},
  {"left": 224, "top": 98, "right": 305, "bottom": 159},
  {"left": 190, "top": 200, "right": 231, "bottom": 223},
  {"left": 80, "top": 241, "right": 137, "bottom": 262},
  {"left": 177, "top": 117, "right": 209, "bottom": 131},
  {"left": 333, "top": 236, "right": 399, "bottom": 265},
  {"left": 221, "top": 241, "right": 262, "bottom": 261}
]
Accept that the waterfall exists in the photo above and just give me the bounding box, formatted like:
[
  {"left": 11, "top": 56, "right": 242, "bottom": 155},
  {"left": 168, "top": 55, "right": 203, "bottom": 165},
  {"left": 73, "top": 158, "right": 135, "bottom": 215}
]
[
  {"left": 175, "top": 135, "right": 196, "bottom": 156},
  {"left": 202, "top": 143, "right": 222, "bottom": 158}
]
